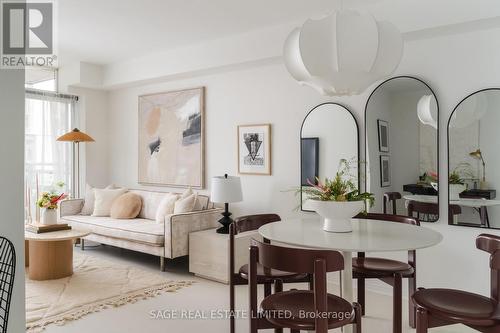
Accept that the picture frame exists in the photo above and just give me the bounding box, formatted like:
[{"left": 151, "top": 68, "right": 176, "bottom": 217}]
[
  {"left": 138, "top": 87, "right": 205, "bottom": 188},
  {"left": 377, "top": 119, "right": 389, "bottom": 152},
  {"left": 380, "top": 155, "right": 391, "bottom": 187},
  {"left": 238, "top": 124, "right": 271, "bottom": 175}
]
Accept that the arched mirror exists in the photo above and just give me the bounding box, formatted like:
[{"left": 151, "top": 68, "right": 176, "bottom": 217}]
[
  {"left": 448, "top": 88, "right": 500, "bottom": 229},
  {"left": 300, "top": 103, "right": 359, "bottom": 211},
  {"left": 365, "top": 76, "right": 439, "bottom": 221}
]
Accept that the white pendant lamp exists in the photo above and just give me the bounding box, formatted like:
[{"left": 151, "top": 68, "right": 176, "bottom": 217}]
[
  {"left": 283, "top": 10, "right": 403, "bottom": 96},
  {"left": 417, "top": 95, "right": 438, "bottom": 129}
]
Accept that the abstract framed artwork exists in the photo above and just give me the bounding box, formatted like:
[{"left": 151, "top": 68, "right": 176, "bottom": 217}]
[
  {"left": 238, "top": 124, "right": 271, "bottom": 175},
  {"left": 377, "top": 119, "right": 389, "bottom": 152},
  {"left": 380, "top": 155, "right": 391, "bottom": 187},
  {"left": 138, "top": 87, "right": 205, "bottom": 188}
]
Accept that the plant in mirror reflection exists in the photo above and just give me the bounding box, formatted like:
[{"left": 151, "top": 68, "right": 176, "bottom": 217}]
[{"left": 450, "top": 163, "right": 474, "bottom": 185}]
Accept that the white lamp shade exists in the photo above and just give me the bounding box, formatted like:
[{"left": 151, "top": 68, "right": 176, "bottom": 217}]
[
  {"left": 417, "top": 95, "right": 438, "bottom": 129},
  {"left": 210, "top": 176, "right": 243, "bottom": 203},
  {"left": 283, "top": 9, "right": 403, "bottom": 96}
]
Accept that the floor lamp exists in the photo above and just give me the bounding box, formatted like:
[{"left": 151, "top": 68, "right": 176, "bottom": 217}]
[{"left": 57, "top": 128, "right": 95, "bottom": 198}]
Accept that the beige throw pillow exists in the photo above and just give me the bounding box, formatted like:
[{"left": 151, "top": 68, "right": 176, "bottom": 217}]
[
  {"left": 179, "top": 187, "right": 204, "bottom": 211},
  {"left": 81, "top": 184, "right": 118, "bottom": 215},
  {"left": 155, "top": 193, "right": 179, "bottom": 223},
  {"left": 92, "top": 188, "right": 128, "bottom": 217},
  {"left": 174, "top": 193, "right": 197, "bottom": 214},
  {"left": 110, "top": 193, "right": 142, "bottom": 219}
]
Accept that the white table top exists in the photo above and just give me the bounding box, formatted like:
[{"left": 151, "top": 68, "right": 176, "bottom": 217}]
[
  {"left": 25, "top": 229, "right": 89, "bottom": 241},
  {"left": 404, "top": 194, "right": 500, "bottom": 207},
  {"left": 258, "top": 218, "right": 442, "bottom": 252}
]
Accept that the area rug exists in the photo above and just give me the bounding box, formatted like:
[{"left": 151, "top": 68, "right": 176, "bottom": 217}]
[{"left": 26, "top": 253, "right": 193, "bottom": 332}]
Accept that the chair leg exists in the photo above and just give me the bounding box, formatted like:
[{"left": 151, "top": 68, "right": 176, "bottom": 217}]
[
  {"left": 357, "top": 278, "right": 366, "bottom": 315},
  {"left": 354, "top": 302, "right": 362, "bottom": 333},
  {"left": 273, "top": 279, "right": 283, "bottom": 333},
  {"left": 409, "top": 276, "right": 417, "bottom": 328},
  {"left": 81, "top": 238, "right": 85, "bottom": 251},
  {"left": 264, "top": 283, "right": 272, "bottom": 297},
  {"left": 230, "top": 279, "right": 235, "bottom": 333},
  {"left": 309, "top": 273, "right": 314, "bottom": 291},
  {"left": 416, "top": 307, "right": 428, "bottom": 333},
  {"left": 393, "top": 274, "right": 402, "bottom": 333},
  {"left": 160, "top": 257, "right": 165, "bottom": 272}
]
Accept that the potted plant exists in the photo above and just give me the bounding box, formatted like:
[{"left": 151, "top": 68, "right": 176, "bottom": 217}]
[
  {"left": 449, "top": 171, "right": 466, "bottom": 201},
  {"left": 37, "top": 189, "right": 67, "bottom": 225},
  {"left": 299, "top": 159, "right": 374, "bottom": 233}
]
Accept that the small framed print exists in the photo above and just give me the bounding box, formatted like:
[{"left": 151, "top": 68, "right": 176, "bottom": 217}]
[
  {"left": 380, "top": 155, "right": 391, "bottom": 187},
  {"left": 377, "top": 119, "right": 389, "bottom": 152},
  {"left": 238, "top": 124, "right": 271, "bottom": 175}
]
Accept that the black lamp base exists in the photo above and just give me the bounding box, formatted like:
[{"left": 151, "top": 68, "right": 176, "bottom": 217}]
[{"left": 216, "top": 207, "right": 234, "bottom": 234}]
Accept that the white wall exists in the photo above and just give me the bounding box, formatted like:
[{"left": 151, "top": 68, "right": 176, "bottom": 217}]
[
  {"left": 101, "top": 26, "right": 500, "bottom": 298},
  {"left": 0, "top": 69, "right": 26, "bottom": 332},
  {"left": 68, "top": 87, "right": 110, "bottom": 188}
]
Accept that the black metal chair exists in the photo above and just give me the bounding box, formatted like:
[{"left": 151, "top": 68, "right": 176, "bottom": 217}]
[{"left": 0, "top": 237, "right": 16, "bottom": 333}]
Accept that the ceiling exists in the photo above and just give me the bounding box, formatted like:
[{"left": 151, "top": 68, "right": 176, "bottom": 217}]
[
  {"left": 57, "top": 0, "right": 379, "bottom": 65},
  {"left": 57, "top": 0, "right": 500, "bottom": 66}
]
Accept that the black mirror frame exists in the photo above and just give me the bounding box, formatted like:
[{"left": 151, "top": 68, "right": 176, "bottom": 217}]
[
  {"left": 364, "top": 75, "right": 440, "bottom": 221},
  {"left": 300, "top": 102, "right": 360, "bottom": 212},
  {"left": 447, "top": 87, "right": 500, "bottom": 229}
]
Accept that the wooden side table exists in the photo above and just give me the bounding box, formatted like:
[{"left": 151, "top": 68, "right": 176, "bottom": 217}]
[
  {"left": 25, "top": 229, "right": 89, "bottom": 281},
  {"left": 189, "top": 228, "right": 257, "bottom": 284}
]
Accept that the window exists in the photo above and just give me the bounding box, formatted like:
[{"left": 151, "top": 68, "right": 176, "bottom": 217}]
[
  {"left": 25, "top": 67, "right": 57, "bottom": 92},
  {"left": 25, "top": 90, "right": 78, "bottom": 221}
]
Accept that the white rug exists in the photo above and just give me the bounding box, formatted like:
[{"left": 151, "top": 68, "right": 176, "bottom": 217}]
[{"left": 26, "top": 253, "right": 193, "bottom": 332}]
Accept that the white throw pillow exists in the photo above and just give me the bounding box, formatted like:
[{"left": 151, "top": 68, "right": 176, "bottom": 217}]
[
  {"left": 155, "top": 193, "right": 179, "bottom": 223},
  {"left": 179, "top": 187, "right": 204, "bottom": 211},
  {"left": 81, "top": 184, "right": 117, "bottom": 215},
  {"left": 92, "top": 188, "right": 128, "bottom": 217},
  {"left": 174, "top": 193, "right": 198, "bottom": 214}
]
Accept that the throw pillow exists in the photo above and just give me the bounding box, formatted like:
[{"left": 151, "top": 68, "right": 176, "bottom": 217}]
[
  {"left": 179, "top": 187, "right": 204, "bottom": 211},
  {"left": 110, "top": 193, "right": 142, "bottom": 219},
  {"left": 174, "top": 193, "right": 198, "bottom": 214},
  {"left": 155, "top": 193, "right": 179, "bottom": 223},
  {"left": 81, "top": 184, "right": 117, "bottom": 215},
  {"left": 92, "top": 188, "right": 128, "bottom": 217}
]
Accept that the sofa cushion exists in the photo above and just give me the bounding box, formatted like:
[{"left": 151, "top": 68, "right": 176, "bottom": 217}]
[
  {"left": 130, "top": 190, "right": 170, "bottom": 220},
  {"left": 93, "top": 188, "right": 128, "bottom": 217},
  {"left": 174, "top": 193, "right": 197, "bottom": 213},
  {"left": 155, "top": 193, "right": 179, "bottom": 223},
  {"left": 110, "top": 193, "right": 142, "bottom": 219},
  {"left": 81, "top": 184, "right": 117, "bottom": 215},
  {"left": 63, "top": 215, "right": 164, "bottom": 245}
]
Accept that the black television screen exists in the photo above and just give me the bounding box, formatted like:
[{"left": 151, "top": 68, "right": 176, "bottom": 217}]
[{"left": 301, "top": 137, "right": 319, "bottom": 186}]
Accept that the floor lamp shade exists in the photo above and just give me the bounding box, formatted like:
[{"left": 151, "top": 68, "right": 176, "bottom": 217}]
[
  {"left": 57, "top": 128, "right": 95, "bottom": 143},
  {"left": 210, "top": 175, "right": 242, "bottom": 234},
  {"left": 57, "top": 128, "right": 95, "bottom": 199},
  {"left": 210, "top": 175, "right": 243, "bottom": 204}
]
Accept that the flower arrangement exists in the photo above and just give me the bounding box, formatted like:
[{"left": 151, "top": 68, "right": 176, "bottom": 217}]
[
  {"left": 37, "top": 192, "right": 67, "bottom": 210},
  {"left": 299, "top": 158, "right": 375, "bottom": 207}
]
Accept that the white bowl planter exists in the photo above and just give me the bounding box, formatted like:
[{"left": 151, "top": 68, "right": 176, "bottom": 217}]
[
  {"left": 307, "top": 200, "right": 365, "bottom": 233},
  {"left": 449, "top": 184, "right": 466, "bottom": 201}
]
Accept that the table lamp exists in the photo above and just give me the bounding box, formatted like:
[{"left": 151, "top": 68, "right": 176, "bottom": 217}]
[
  {"left": 210, "top": 174, "right": 243, "bottom": 234},
  {"left": 57, "top": 128, "right": 95, "bottom": 198},
  {"left": 469, "top": 149, "right": 487, "bottom": 189}
]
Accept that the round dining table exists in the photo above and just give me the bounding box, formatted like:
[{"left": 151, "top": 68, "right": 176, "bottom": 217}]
[{"left": 258, "top": 217, "right": 443, "bottom": 333}]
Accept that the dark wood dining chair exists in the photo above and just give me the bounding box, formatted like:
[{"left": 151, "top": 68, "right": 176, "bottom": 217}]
[
  {"left": 229, "top": 214, "right": 310, "bottom": 333},
  {"left": 407, "top": 201, "right": 461, "bottom": 223},
  {"left": 412, "top": 233, "right": 500, "bottom": 332},
  {"left": 0, "top": 237, "right": 16, "bottom": 333},
  {"left": 352, "top": 212, "right": 419, "bottom": 333},
  {"left": 384, "top": 192, "right": 402, "bottom": 214},
  {"left": 249, "top": 238, "right": 362, "bottom": 333}
]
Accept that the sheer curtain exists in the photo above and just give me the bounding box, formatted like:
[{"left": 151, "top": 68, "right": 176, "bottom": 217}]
[{"left": 25, "top": 91, "right": 77, "bottom": 221}]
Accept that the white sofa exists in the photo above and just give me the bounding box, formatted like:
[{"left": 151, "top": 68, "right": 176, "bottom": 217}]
[{"left": 59, "top": 189, "right": 222, "bottom": 271}]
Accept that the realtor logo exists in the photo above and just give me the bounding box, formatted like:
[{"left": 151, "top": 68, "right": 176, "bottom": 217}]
[{"left": 1, "top": 1, "right": 56, "bottom": 68}]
